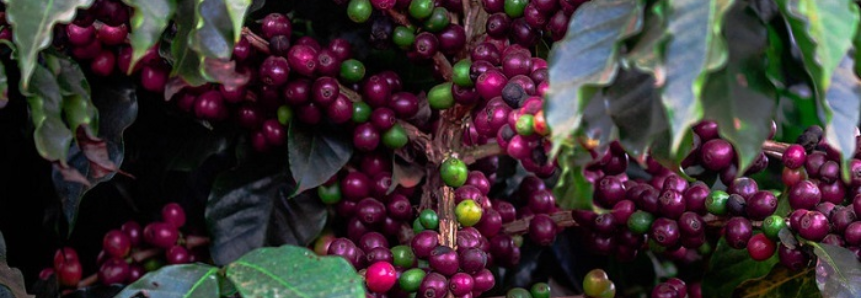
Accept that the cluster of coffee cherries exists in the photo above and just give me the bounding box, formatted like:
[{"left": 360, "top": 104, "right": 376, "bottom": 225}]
[
  {"left": 58, "top": 0, "right": 169, "bottom": 93},
  {"left": 650, "top": 277, "right": 700, "bottom": 298},
  {"left": 501, "top": 281, "right": 551, "bottom": 298},
  {"left": 41, "top": 203, "right": 206, "bottom": 289},
  {"left": 312, "top": 148, "right": 563, "bottom": 297},
  {"left": 482, "top": 0, "right": 588, "bottom": 45}
]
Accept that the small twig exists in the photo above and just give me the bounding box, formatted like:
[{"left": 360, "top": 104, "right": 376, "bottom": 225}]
[
  {"left": 502, "top": 211, "right": 578, "bottom": 235},
  {"left": 460, "top": 142, "right": 505, "bottom": 165},
  {"left": 386, "top": 9, "right": 411, "bottom": 27},
  {"left": 131, "top": 247, "right": 163, "bottom": 263},
  {"left": 433, "top": 52, "right": 454, "bottom": 81},
  {"left": 241, "top": 27, "right": 271, "bottom": 54},
  {"left": 76, "top": 273, "right": 98, "bottom": 288},
  {"left": 185, "top": 235, "right": 211, "bottom": 249},
  {"left": 439, "top": 186, "right": 458, "bottom": 248},
  {"left": 338, "top": 82, "right": 363, "bottom": 102}
]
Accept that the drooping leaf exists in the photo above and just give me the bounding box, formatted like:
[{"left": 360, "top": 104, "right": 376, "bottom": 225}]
[
  {"left": 223, "top": 0, "right": 251, "bottom": 42},
  {"left": 545, "top": 0, "right": 644, "bottom": 155},
  {"left": 554, "top": 144, "right": 594, "bottom": 210},
  {"left": 580, "top": 88, "right": 617, "bottom": 148},
  {"left": 821, "top": 54, "right": 861, "bottom": 181},
  {"left": 226, "top": 245, "right": 365, "bottom": 298},
  {"left": 288, "top": 123, "right": 353, "bottom": 195},
  {"left": 662, "top": 0, "right": 735, "bottom": 153},
  {"left": 26, "top": 64, "right": 72, "bottom": 164},
  {"left": 170, "top": 0, "right": 207, "bottom": 86},
  {"left": 733, "top": 265, "right": 818, "bottom": 298},
  {"left": 702, "top": 238, "right": 779, "bottom": 298},
  {"left": 701, "top": 2, "right": 776, "bottom": 174},
  {"left": 0, "top": 0, "right": 94, "bottom": 88},
  {"left": 113, "top": 264, "right": 220, "bottom": 298},
  {"left": 121, "top": 0, "right": 177, "bottom": 73},
  {"left": 624, "top": 1, "right": 667, "bottom": 75},
  {"left": 191, "top": 0, "right": 237, "bottom": 59},
  {"left": 52, "top": 79, "right": 137, "bottom": 233},
  {"left": 0, "top": 232, "right": 33, "bottom": 298},
  {"left": 605, "top": 68, "right": 667, "bottom": 157},
  {"left": 206, "top": 164, "right": 327, "bottom": 266},
  {"left": 810, "top": 243, "right": 861, "bottom": 298}
]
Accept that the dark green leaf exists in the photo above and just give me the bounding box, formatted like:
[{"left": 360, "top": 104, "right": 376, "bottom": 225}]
[
  {"left": 546, "top": 0, "right": 643, "bottom": 154},
  {"left": 223, "top": 0, "right": 251, "bottom": 43},
  {"left": 702, "top": 238, "right": 779, "bottom": 298},
  {"left": 206, "top": 165, "right": 327, "bottom": 265},
  {"left": 114, "top": 264, "right": 220, "bottom": 298},
  {"left": 226, "top": 245, "right": 365, "bottom": 298},
  {"left": 170, "top": 0, "right": 207, "bottom": 86},
  {"left": 733, "top": 265, "right": 818, "bottom": 298},
  {"left": 288, "top": 123, "right": 353, "bottom": 195},
  {"left": 624, "top": 1, "right": 667, "bottom": 75},
  {"left": 191, "top": 0, "right": 238, "bottom": 59},
  {"left": 553, "top": 145, "right": 594, "bottom": 209},
  {"left": 580, "top": 87, "right": 617, "bottom": 148},
  {"left": 27, "top": 64, "right": 72, "bottom": 164},
  {"left": 821, "top": 54, "right": 861, "bottom": 181},
  {"left": 0, "top": 0, "right": 94, "bottom": 88},
  {"left": 810, "top": 243, "right": 861, "bottom": 298},
  {"left": 701, "top": 2, "right": 776, "bottom": 174},
  {"left": 121, "top": 0, "right": 177, "bottom": 73},
  {"left": 662, "top": 0, "right": 735, "bottom": 152},
  {"left": 605, "top": 68, "right": 667, "bottom": 157}
]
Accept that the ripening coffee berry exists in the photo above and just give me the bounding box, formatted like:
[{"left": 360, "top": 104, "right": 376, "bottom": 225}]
[
  {"left": 747, "top": 233, "right": 776, "bottom": 261},
  {"left": 411, "top": 230, "right": 440, "bottom": 258},
  {"left": 798, "top": 210, "right": 830, "bottom": 241},
  {"left": 391, "top": 245, "right": 416, "bottom": 268},
  {"left": 726, "top": 217, "right": 753, "bottom": 249},
  {"left": 529, "top": 214, "right": 557, "bottom": 246},
  {"left": 583, "top": 269, "right": 615, "bottom": 298},
  {"left": 399, "top": 268, "right": 426, "bottom": 292},
  {"left": 103, "top": 230, "right": 131, "bottom": 258},
  {"left": 429, "top": 246, "right": 459, "bottom": 276},
  {"left": 143, "top": 222, "right": 179, "bottom": 248},
  {"left": 162, "top": 203, "right": 186, "bottom": 228},
  {"left": 440, "top": 157, "right": 468, "bottom": 187},
  {"left": 705, "top": 190, "right": 730, "bottom": 215},
  {"left": 650, "top": 218, "right": 680, "bottom": 248},
  {"left": 627, "top": 210, "right": 655, "bottom": 235},
  {"left": 782, "top": 144, "right": 807, "bottom": 169},
  {"left": 455, "top": 199, "right": 483, "bottom": 227},
  {"left": 762, "top": 215, "right": 786, "bottom": 240},
  {"left": 779, "top": 244, "right": 809, "bottom": 271},
  {"left": 701, "top": 139, "right": 735, "bottom": 171},
  {"left": 365, "top": 261, "right": 397, "bottom": 293},
  {"left": 789, "top": 180, "right": 821, "bottom": 210}
]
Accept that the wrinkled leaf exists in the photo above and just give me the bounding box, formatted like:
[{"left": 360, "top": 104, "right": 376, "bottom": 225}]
[
  {"left": 170, "top": 0, "right": 207, "bottom": 86},
  {"left": 821, "top": 54, "right": 861, "bottom": 181},
  {"left": 0, "top": 0, "right": 94, "bottom": 88},
  {"left": 554, "top": 145, "right": 594, "bottom": 210},
  {"left": 191, "top": 0, "right": 237, "bottom": 59},
  {"left": 625, "top": 1, "right": 667, "bottom": 75},
  {"left": 114, "top": 264, "right": 220, "bottom": 298},
  {"left": 27, "top": 64, "right": 72, "bottom": 164},
  {"left": 702, "top": 238, "right": 779, "bottom": 298},
  {"left": 121, "top": 0, "right": 177, "bottom": 73},
  {"left": 546, "top": 0, "right": 643, "bottom": 155},
  {"left": 662, "top": 0, "right": 735, "bottom": 152},
  {"left": 224, "top": 0, "right": 251, "bottom": 42},
  {"left": 288, "top": 123, "right": 353, "bottom": 195},
  {"left": 226, "top": 246, "right": 364, "bottom": 298},
  {"left": 811, "top": 243, "right": 861, "bottom": 298},
  {"left": 734, "top": 265, "right": 818, "bottom": 298},
  {"left": 701, "top": 2, "right": 776, "bottom": 174},
  {"left": 605, "top": 68, "right": 667, "bottom": 157},
  {"left": 206, "top": 165, "right": 327, "bottom": 266}
]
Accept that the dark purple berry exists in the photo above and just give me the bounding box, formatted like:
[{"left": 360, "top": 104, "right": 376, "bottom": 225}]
[
  {"left": 782, "top": 144, "right": 807, "bottom": 169},
  {"left": 701, "top": 139, "right": 735, "bottom": 171},
  {"left": 799, "top": 211, "right": 830, "bottom": 241},
  {"left": 650, "top": 218, "right": 680, "bottom": 247},
  {"left": 746, "top": 191, "right": 778, "bottom": 221},
  {"left": 789, "top": 180, "right": 822, "bottom": 210}
]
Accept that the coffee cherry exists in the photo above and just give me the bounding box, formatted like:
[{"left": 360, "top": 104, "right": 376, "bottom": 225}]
[
  {"left": 762, "top": 215, "right": 786, "bottom": 240},
  {"left": 127, "top": 264, "right": 145, "bottom": 283},
  {"left": 56, "top": 259, "right": 82, "bottom": 287},
  {"left": 650, "top": 218, "right": 680, "bottom": 247},
  {"left": 726, "top": 217, "right": 753, "bottom": 249},
  {"left": 583, "top": 269, "right": 615, "bottom": 298},
  {"left": 428, "top": 82, "right": 455, "bottom": 110},
  {"left": 143, "top": 222, "right": 179, "bottom": 248},
  {"left": 456, "top": 199, "right": 483, "bottom": 227},
  {"left": 659, "top": 189, "right": 686, "bottom": 219},
  {"left": 356, "top": 198, "right": 386, "bottom": 225},
  {"left": 121, "top": 221, "right": 142, "bottom": 246},
  {"left": 530, "top": 282, "right": 551, "bottom": 298},
  {"left": 684, "top": 182, "right": 710, "bottom": 215},
  {"left": 399, "top": 268, "right": 426, "bottom": 292},
  {"left": 162, "top": 202, "right": 186, "bottom": 228},
  {"left": 261, "top": 13, "right": 292, "bottom": 39},
  {"left": 706, "top": 190, "right": 730, "bottom": 215},
  {"left": 103, "top": 229, "right": 131, "bottom": 258},
  {"left": 347, "top": 0, "right": 372, "bottom": 23},
  {"left": 166, "top": 245, "right": 190, "bottom": 264},
  {"left": 429, "top": 246, "right": 459, "bottom": 276},
  {"left": 701, "top": 139, "right": 735, "bottom": 171},
  {"left": 789, "top": 180, "right": 821, "bottom": 210},
  {"left": 419, "top": 209, "right": 440, "bottom": 230},
  {"left": 798, "top": 210, "right": 829, "bottom": 241},
  {"left": 747, "top": 191, "right": 778, "bottom": 220},
  {"left": 391, "top": 245, "right": 416, "bottom": 268},
  {"left": 779, "top": 244, "right": 810, "bottom": 271},
  {"left": 627, "top": 211, "right": 655, "bottom": 235},
  {"left": 412, "top": 231, "right": 440, "bottom": 258},
  {"left": 678, "top": 212, "right": 704, "bottom": 237},
  {"left": 318, "top": 183, "right": 342, "bottom": 205},
  {"left": 529, "top": 214, "right": 557, "bottom": 246},
  {"left": 393, "top": 26, "right": 416, "bottom": 49},
  {"left": 440, "top": 157, "right": 468, "bottom": 187},
  {"left": 747, "top": 233, "right": 776, "bottom": 261},
  {"left": 782, "top": 144, "right": 807, "bottom": 169},
  {"left": 99, "top": 257, "right": 130, "bottom": 285},
  {"left": 340, "top": 59, "right": 366, "bottom": 83},
  {"left": 259, "top": 56, "right": 290, "bottom": 86},
  {"left": 652, "top": 283, "right": 678, "bottom": 298},
  {"left": 419, "top": 272, "right": 449, "bottom": 298},
  {"left": 366, "top": 261, "right": 397, "bottom": 293}
]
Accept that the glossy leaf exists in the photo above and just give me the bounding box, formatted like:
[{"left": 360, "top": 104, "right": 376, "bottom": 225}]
[
  {"left": 121, "top": 0, "right": 177, "bottom": 73},
  {"left": 605, "top": 68, "right": 667, "bottom": 157},
  {"left": 625, "top": 1, "right": 667, "bottom": 75},
  {"left": 191, "top": 0, "right": 237, "bottom": 59},
  {"left": 810, "top": 243, "right": 861, "bottom": 298},
  {"left": 170, "top": 0, "right": 207, "bottom": 86},
  {"left": 26, "top": 64, "right": 72, "bottom": 164},
  {"left": 734, "top": 265, "right": 818, "bottom": 298},
  {"left": 288, "top": 123, "right": 353, "bottom": 195},
  {"left": 662, "top": 0, "right": 735, "bottom": 152},
  {"left": 0, "top": 0, "right": 94, "bottom": 88},
  {"left": 702, "top": 238, "right": 779, "bottom": 298},
  {"left": 701, "top": 2, "right": 776, "bottom": 174},
  {"left": 206, "top": 165, "right": 327, "bottom": 265},
  {"left": 224, "top": 0, "right": 251, "bottom": 42},
  {"left": 546, "top": 0, "right": 643, "bottom": 155},
  {"left": 114, "top": 264, "right": 220, "bottom": 298},
  {"left": 226, "top": 245, "right": 365, "bottom": 298},
  {"left": 553, "top": 144, "right": 594, "bottom": 210},
  {"left": 822, "top": 55, "right": 861, "bottom": 181}
]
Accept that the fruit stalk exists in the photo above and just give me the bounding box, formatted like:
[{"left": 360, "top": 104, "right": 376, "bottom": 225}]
[{"left": 241, "top": 27, "right": 271, "bottom": 54}]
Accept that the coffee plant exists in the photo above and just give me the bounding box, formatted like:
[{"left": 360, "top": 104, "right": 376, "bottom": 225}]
[{"left": 0, "top": 0, "right": 859, "bottom": 297}]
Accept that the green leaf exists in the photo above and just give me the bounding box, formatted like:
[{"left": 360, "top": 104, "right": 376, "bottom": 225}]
[
  {"left": 0, "top": 0, "right": 94, "bottom": 88},
  {"left": 662, "top": 0, "right": 735, "bottom": 153},
  {"left": 206, "top": 164, "right": 327, "bottom": 265},
  {"left": 114, "top": 264, "right": 221, "bottom": 298},
  {"left": 224, "top": 0, "right": 251, "bottom": 43},
  {"left": 701, "top": 2, "right": 776, "bottom": 174},
  {"left": 170, "top": 0, "right": 207, "bottom": 86},
  {"left": 121, "top": 0, "right": 177, "bottom": 73},
  {"left": 27, "top": 64, "right": 72, "bottom": 164},
  {"left": 624, "top": 1, "right": 667, "bottom": 75},
  {"left": 545, "top": 0, "right": 644, "bottom": 155},
  {"left": 702, "top": 238, "right": 779, "bottom": 298},
  {"left": 288, "top": 123, "right": 353, "bottom": 195},
  {"left": 191, "top": 0, "right": 239, "bottom": 59},
  {"left": 226, "top": 245, "right": 365, "bottom": 298},
  {"left": 810, "top": 243, "right": 861, "bottom": 298},
  {"left": 553, "top": 144, "right": 594, "bottom": 209},
  {"left": 821, "top": 54, "right": 861, "bottom": 182},
  {"left": 605, "top": 68, "right": 667, "bottom": 157},
  {"left": 733, "top": 265, "right": 818, "bottom": 298}
]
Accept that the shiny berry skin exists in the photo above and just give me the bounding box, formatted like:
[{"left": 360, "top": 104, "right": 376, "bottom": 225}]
[
  {"left": 456, "top": 200, "right": 483, "bottom": 227},
  {"left": 259, "top": 56, "right": 290, "bottom": 86},
  {"left": 90, "top": 49, "right": 116, "bottom": 76},
  {"left": 473, "top": 268, "right": 496, "bottom": 292},
  {"left": 98, "top": 257, "right": 130, "bottom": 285},
  {"left": 121, "top": 221, "right": 142, "bottom": 246},
  {"left": 166, "top": 245, "right": 190, "bottom": 264},
  {"left": 429, "top": 246, "right": 459, "bottom": 276},
  {"left": 684, "top": 182, "right": 710, "bottom": 215},
  {"left": 459, "top": 247, "right": 487, "bottom": 274},
  {"left": 340, "top": 59, "right": 366, "bottom": 83},
  {"left": 97, "top": 24, "right": 127, "bottom": 46},
  {"left": 831, "top": 207, "right": 857, "bottom": 234},
  {"left": 779, "top": 244, "right": 809, "bottom": 271},
  {"left": 393, "top": 26, "right": 416, "bottom": 48},
  {"left": 419, "top": 272, "right": 449, "bottom": 298},
  {"left": 423, "top": 7, "right": 451, "bottom": 32},
  {"left": 143, "top": 222, "right": 179, "bottom": 248},
  {"left": 659, "top": 189, "right": 686, "bottom": 219},
  {"left": 628, "top": 210, "right": 655, "bottom": 235},
  {"left": 261, "top": 13, "right": 293, "bottom": 39},
  {"left": 391, "top": 245, "right": 416, "bottom": 268},
  {"left": 476, "top": 70, "right": 507, "bottom": 100},
  {"left": 746, "top": 191, "right": 778, "bottom": 220},
  {"left": 389, "top": 92, "right": 419, "bottom": 118},
  {"left": 162, "top": 203, "right": 186, "bottom": 228},
  {"left": 529, "top": 214, "right": 557, "bottom": 246},
  {"left": 127, "top": 264, "right": 145, "bottom": 283},
  {"left": 327, "top": 96, "right": 354, "bottom": 124},
  {"left": 583, "top": 269, "right": 615, "bottom": 298},
  {"left": 411, "top": 231, "right": 440, "bottom": 258},
  {"left": 678, "top": 212, "right": 704, "bottom": 237},
  {"left": 789, "top": 180, "right": 822, "bottom": 211},
  {"left": 419, "top": 209, "right": 440, "bottom": 230},
  {"left": 726, "top": 217, "right": 753, "bottom": 249},
  {"left": 650, "top": 218, "right": 680, "bottom": 247},
  {"left": 66, "top": 23, "right": 96, "bottom": 46},
  {"left": 504, "top": 0, "right": 528, "bottom": 17},
  {"left": 366, "top": 261, "right": 397, "bottom": 293},
  {"left": 747, "top": 233, "right": 776, "bottom": 261},
  {"left": 782, "top": 144, "right": 807, "bottom": 169},
  {"left": 729, "top": 177, "right": 759, "bottom": 200},
  {"left": 428, "top": 82, "right": 454, "bottom": 110},
  {"left": 56, "top": 260, "right": 82, "bottom": 287},
  {"left": 413, "top": 32, "right": 439, "bottom": 60},
  {"left": 706, "top": 190, "right": 731, "bottom": 215},
  {"left": 103, "top": 229, "right": 131, "bottom": 258},
  {"left": 762, "top": 215, "right": 786, "bottom": 240},
  {"left": 595, "top": 176, "right": 626, "bottom": 208},
  {"left": 359, "top": 232, "right": 389, "bottom": 252},
  {"left": 448, "top": 272, "right": 474, "bottom": 296},
  {"left": 652, "top": 283, "right": 678, "bottom": 298},
  {"left": 357, "top": 198, "right": 386, "bottom": 225},
  {"left": 399, "top": 268, "right": 426, "bottom": 292},
  {"left": 312, "top": 77, "right": 339, "bottom": 106},
  {"left": 347, "top": 0, "right": 373, "bottom": 23},
  {"left": 593, "top": 213, "right": 616, "bottom": 234},
  {"left": 440, "top": 157, "right": 468, "bottom": 187},
  {"left": 701, "top": 139, "right": 735, "bottom": 171},
  {"left": 439, "top": 24, "right": 467, "bottom": 54},
  {"left": 799, "top": 211, "right": 830, "bottom": 241},
  {"left": 353, "top": 123, "right": 380, "bottom": 152}
]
